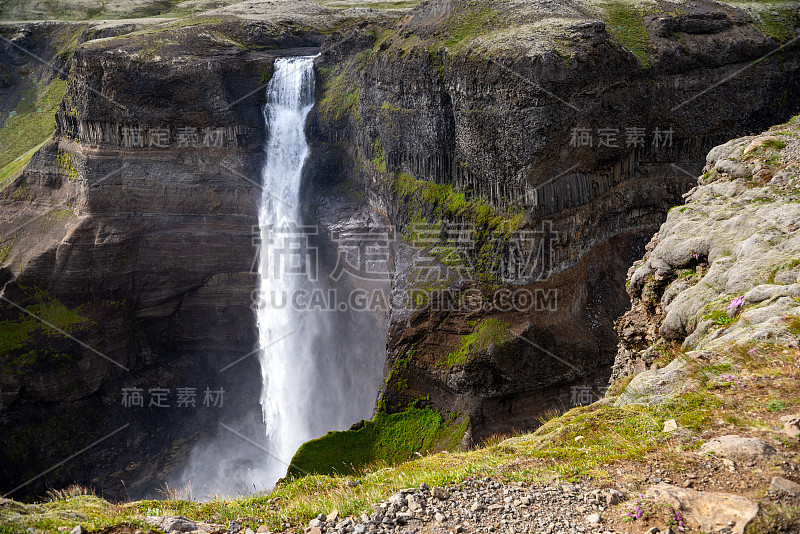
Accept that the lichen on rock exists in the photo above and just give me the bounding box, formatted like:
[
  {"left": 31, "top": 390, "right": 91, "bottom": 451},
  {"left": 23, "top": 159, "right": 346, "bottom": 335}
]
[{"left": 612, "top": 113, "right": 800, "bottom": 389}]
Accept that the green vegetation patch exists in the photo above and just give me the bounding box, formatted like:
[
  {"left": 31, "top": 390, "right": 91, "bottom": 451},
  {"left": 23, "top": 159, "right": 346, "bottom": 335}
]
[
  {"left": 394, "top": 173, "right": 523, "bottom": 238},
  {"left": 718, "top": 2, "right": 800, "bottom": 43},
  {"left": 703, "top": 309, "right": 737, "bottom": 326},
  {"left": 786, "top": 316, "right": 800, "bottom": 336},
  {"left": 0, "top": 78, "right": 67, "bottom": 190},
  {"left": 0, "top": 286, "right": 91, "bottom": 357},
  {"left": 438, "top": 5, "right": 498, "bottom": 50},
  {"left": 595, "top": 1, "right": 651, "bottom": 67},
  {"left": 0, "top": 140, "right": 48, "bottom": 191},
  {"left": 0, "top": 493, "right": 152, "bottom": 534},
  {"left": 289, "top": 407, "right": 469, "bottom": 477},
  {"left": 393, "top": 172, "right": 524, "bottom": 286},
  {"left": 57, "top": 151, "right": 78, "bottom": 181},
  {"left": 761, "top": 139, "right": 787, "bottom": 151},
  {"left": 317, "top": 67, "right": 361, "bottom": 122},
  {"left": 752, "top": 5, "right": 800, "bottom": 43},
  {"left": 441, "top": 318, "right": 511, "bottom": 367}
]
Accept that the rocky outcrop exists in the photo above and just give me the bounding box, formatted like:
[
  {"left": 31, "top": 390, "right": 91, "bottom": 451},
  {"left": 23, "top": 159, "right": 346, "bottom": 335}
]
[
  {"left": 699, "top": 435, "right": 777, "bottom": 463},
  {"left": 308, "top": 0, "right": 800, "bottom": 442},
  {"left": 613, "top": 115, "right": 800, "bottom": 381}
]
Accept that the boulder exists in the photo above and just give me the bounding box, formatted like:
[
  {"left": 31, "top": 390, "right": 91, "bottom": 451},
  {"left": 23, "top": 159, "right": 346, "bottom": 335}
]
[
  {"left": 781, "top": 416, "right": 800, "bottom": 439},
  {"left": 646, "top": 483, "right": 758, "bottom": 534},
  {"left": 407, "top": 495, "right": 422, "bottom": 513},
  {"left": 714, "top": 158, "right": 752, "bottom": 179},
  {"left": 432, "top": 487, "right": 450, "bottom": 500},
  {"left": 144, "top": 516, "right": 223, "bottom": 533},
  {"left": 615, "top": 357, "right": 689, "bottom": 406},
  {"left": 769, "top": 476, "right": 800, "bottom": 495},
  {"left": 699, "top": 435, "right": 776, "bottom": 462}
]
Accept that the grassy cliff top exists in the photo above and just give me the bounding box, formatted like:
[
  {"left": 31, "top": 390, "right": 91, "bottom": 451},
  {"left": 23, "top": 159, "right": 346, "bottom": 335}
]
[
  {"left": 0, "top": 0, "right": 420, "bottom": 22},
  {"left": 376, "top": 0, "right": 798, "bottom": 68}
]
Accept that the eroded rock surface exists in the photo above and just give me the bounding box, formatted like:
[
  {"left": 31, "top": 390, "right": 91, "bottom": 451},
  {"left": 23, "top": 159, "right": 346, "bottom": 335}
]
[
  {"left": 613, "top": 116, "right": 800, "bottom": 380},
  {"left": 646, "top": 483, "right": 759, "bottom": 534},
  {"left": 308, "top": 0, "right": 800, "bottom": 441},
  {"left": 699, "top": 435, "right": 777, "bottom": 463}
]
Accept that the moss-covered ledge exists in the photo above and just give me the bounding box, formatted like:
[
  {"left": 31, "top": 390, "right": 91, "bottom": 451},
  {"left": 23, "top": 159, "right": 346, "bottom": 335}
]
[{"left": 288, "top": 406, "right": 469, "bottom": 477}]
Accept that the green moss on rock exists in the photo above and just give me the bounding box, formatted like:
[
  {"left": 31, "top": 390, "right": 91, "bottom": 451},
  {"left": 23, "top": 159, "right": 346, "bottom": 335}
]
[
  {"left": 393, "top": 172, "right": 524, "bottom": 287},
  {"left": 440, "top": 318, "right": 511, "bottom": 368},
  {"left": 57, "top": 150, "right": 78, "bottom": 181},
  {"left": 724, "top": 1, "right": 800, "bottom": 43},
  {"left": 317, "top": 66, "right": 361, "bottom": 123},
  {"left": 393, "top": 172, "right": 523, "bottom": 237},
  {"left": 289, "top": 407, "right": 469, "bottom": 477},
  {"left": 0, "top": 286, "right": 91, "bottom": 357}
]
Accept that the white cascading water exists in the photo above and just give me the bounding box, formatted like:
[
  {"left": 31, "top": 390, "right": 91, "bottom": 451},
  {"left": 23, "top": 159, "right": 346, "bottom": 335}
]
[
  {"left": 257, "top": 56, "right": 317, "bottom": 484},
  {"left": 256, "top": 56, "right": 386, "bottom": 486},
  {"left": 173, "top": 56, "right": 385, "bottom": 497}
]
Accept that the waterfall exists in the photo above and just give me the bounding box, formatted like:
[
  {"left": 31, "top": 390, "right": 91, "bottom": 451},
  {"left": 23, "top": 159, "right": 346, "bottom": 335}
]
[
  {"left": 256, "top": 56, "right": 386, "bottom": 486},
  {"left": 167, "top": 55, "right": 387, "bottom": 497},
  {"left": 257, "top": 56, "right": 317, "bottom": 484}
]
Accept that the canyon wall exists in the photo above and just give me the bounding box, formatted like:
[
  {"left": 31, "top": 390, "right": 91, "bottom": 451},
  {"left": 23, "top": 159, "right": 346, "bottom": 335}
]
[
  {"left": 307, "top": 0, "right": 800, "bottom": 443},
  {"left": 0, "top": 13, "right": 333, "bottom": 499}
]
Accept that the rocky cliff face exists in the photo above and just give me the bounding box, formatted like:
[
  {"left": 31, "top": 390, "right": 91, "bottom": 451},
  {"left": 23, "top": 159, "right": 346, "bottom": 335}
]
[
  {"left": 308, "top": 0, "right": 800, "bottom": 442},
  {"left": 0, "top": 9, "right": 344, "bottom": 499},
  {"left": 613, "top": 115, "right": 800, "bottom": 387}
]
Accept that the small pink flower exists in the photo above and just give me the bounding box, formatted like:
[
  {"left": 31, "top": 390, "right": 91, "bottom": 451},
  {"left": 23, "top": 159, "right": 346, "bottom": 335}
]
[{"left": 727, "top": 296, "right": 744, "bottom": 310}]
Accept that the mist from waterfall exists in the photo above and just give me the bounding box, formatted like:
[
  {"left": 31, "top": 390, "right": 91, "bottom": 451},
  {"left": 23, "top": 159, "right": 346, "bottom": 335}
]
[{"left": 173, "top": 56, "right": 386, "bottom": 498}]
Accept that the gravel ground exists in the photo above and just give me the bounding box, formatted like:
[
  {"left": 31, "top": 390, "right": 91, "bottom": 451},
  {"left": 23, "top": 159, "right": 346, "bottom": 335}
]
[{"left": 304, "top": 479, "right": 632, "bottom": 534}]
